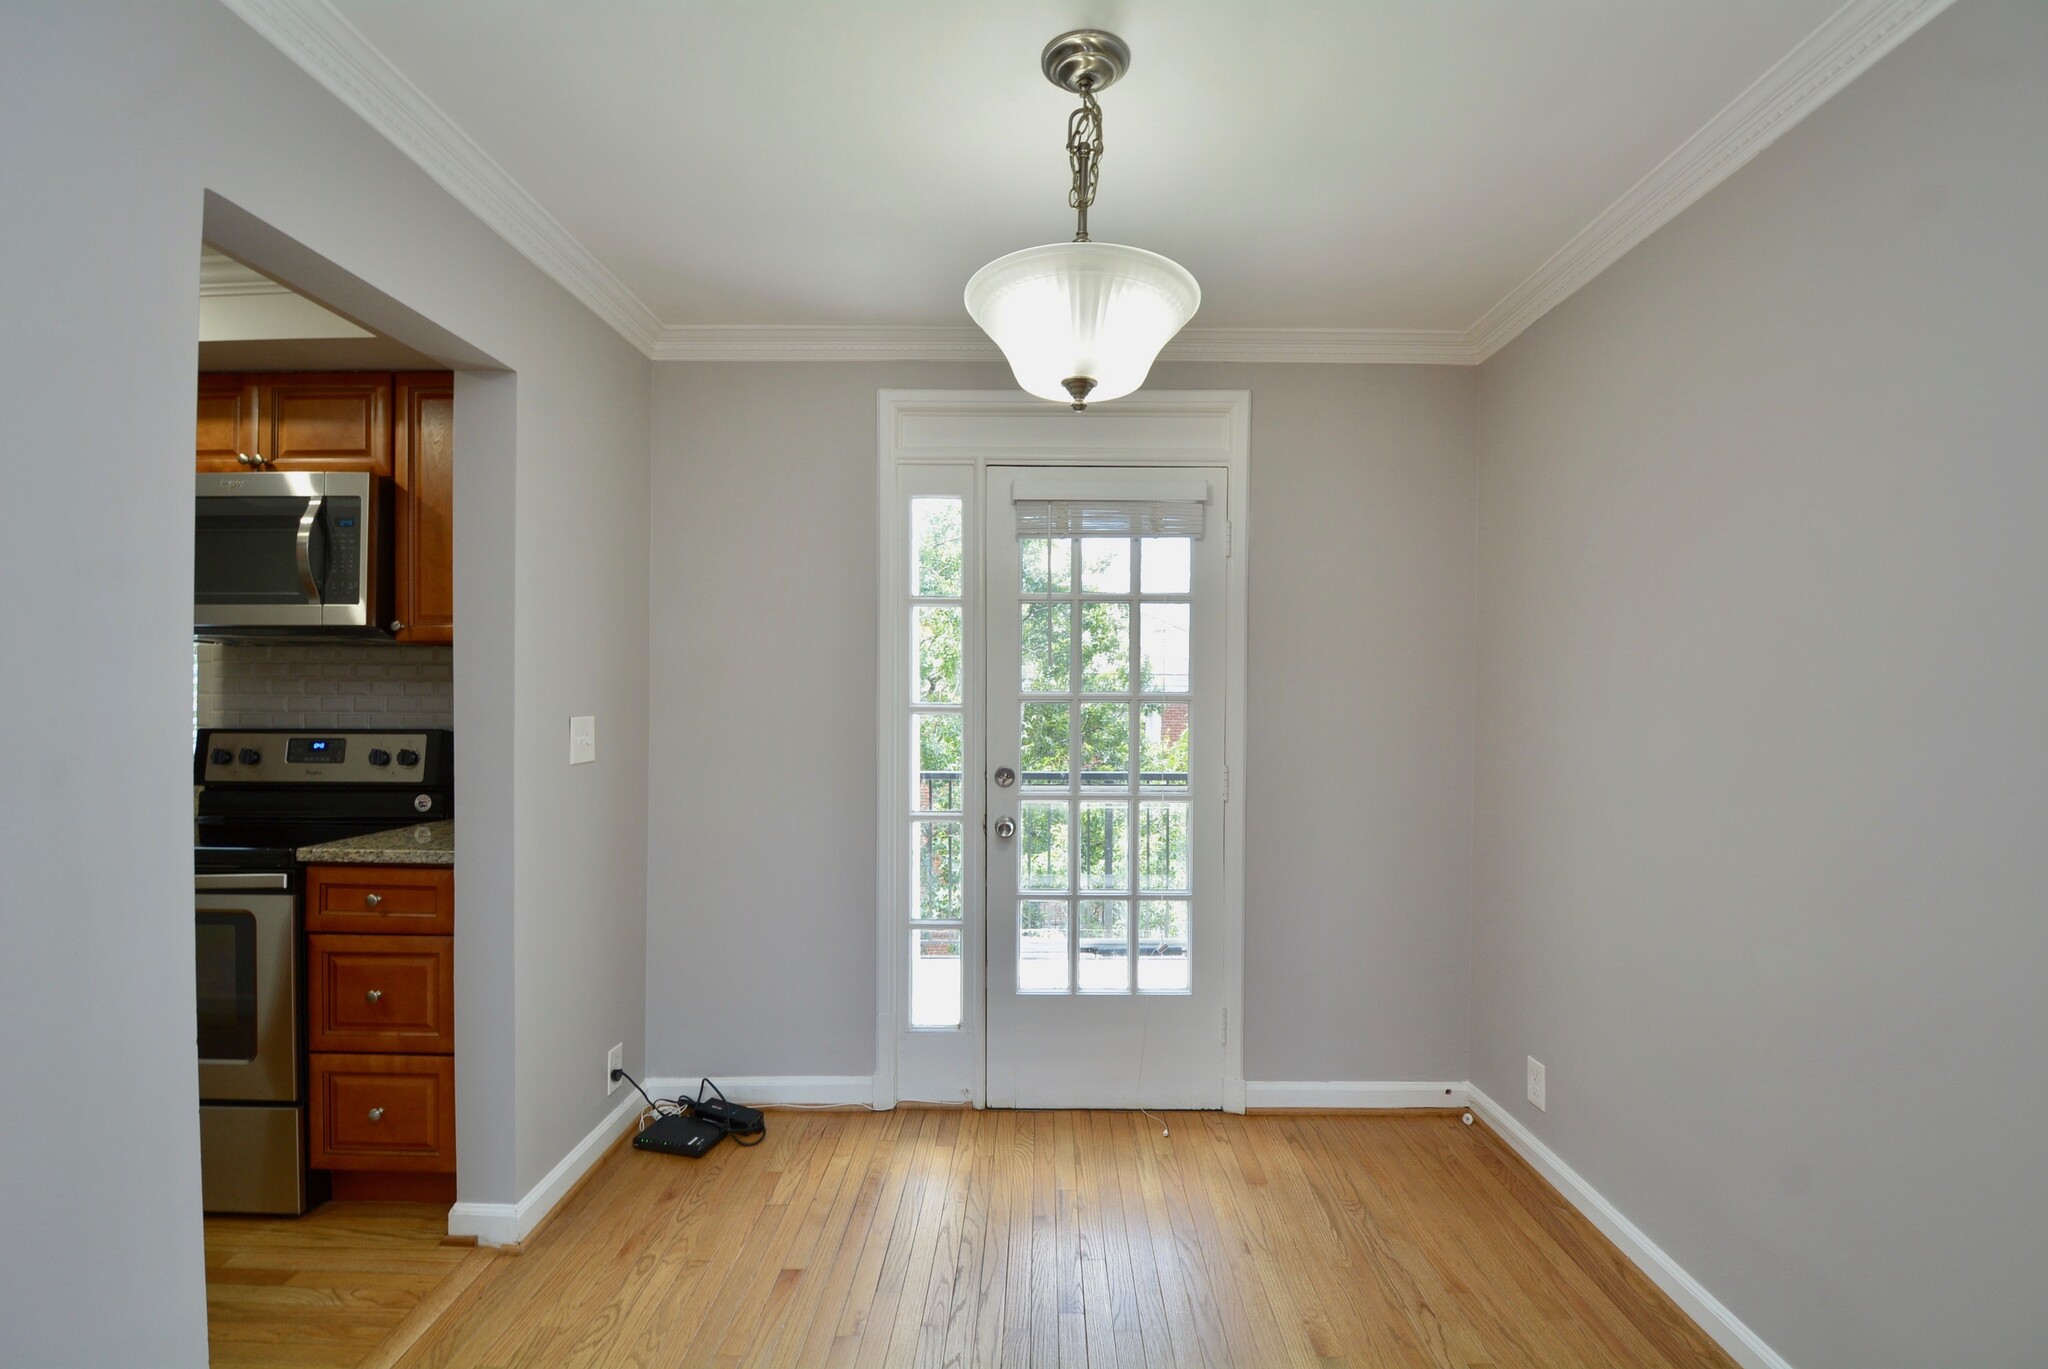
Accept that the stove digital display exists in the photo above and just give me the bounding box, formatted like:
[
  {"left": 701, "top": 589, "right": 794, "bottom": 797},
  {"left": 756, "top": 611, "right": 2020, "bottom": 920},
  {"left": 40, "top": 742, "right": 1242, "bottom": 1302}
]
[{"left": 286, "top": 737, "right": 346, "bottom": 764}]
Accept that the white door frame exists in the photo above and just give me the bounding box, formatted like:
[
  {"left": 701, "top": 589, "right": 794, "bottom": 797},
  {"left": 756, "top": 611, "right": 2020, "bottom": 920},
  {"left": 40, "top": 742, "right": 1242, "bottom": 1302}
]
[{"left": 873, "top": 390, "right": 1251, "bottom": 1113}]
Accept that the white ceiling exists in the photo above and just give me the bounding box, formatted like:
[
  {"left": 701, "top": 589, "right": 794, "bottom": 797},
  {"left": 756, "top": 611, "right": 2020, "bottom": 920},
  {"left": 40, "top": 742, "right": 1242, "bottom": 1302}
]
[{"left": 231, "top": 0, "right": 1949, "bottom": 361}]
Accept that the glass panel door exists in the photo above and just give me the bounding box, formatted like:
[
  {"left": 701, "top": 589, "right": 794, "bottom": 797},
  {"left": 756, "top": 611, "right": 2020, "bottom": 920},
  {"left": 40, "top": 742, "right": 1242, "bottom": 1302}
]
[{"left": 985, "top": 468, "right": 1226, "bottom": 1109}]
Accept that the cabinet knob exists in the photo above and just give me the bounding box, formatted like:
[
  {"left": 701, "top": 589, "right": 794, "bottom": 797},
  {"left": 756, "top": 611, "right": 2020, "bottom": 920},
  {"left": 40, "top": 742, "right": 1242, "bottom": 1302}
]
[
  {"left": 368, "top": 1107, "right": 384, "bottom": 1123},
  {"left": 390, "top": 620, "right": 406, "bottom": 633},
  {"left": 365, "top": 988, "right": 383, "bottom": 1004},
  {"left": 364, "top": 893, "right": 383, "bottom": 907}
]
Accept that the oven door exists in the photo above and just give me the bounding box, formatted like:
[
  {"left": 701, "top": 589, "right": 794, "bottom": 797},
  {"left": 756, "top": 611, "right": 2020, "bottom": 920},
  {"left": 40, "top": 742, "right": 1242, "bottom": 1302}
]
[
  {"left": 196, "top": 878, "right": 297, "bottom": 1102},
  {"left": 195, "top": 470, "right": 372, "bottom": 629}
]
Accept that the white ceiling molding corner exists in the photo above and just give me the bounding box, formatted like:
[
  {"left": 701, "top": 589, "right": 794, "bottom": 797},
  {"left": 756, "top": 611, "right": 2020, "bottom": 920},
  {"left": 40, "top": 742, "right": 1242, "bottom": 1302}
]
[
  {"left": 650, "top": 326, "right": 1000, "bottom": 364},
  {"left": 199, "top": 250, "right": 293, "bottom": 298},
  {"left": 225, "top": 0, "right": 1953, "bottom": 369},
  {"left": 1164, "top": 329, "right": 1481, "bottom": 367},
  {"left": 218, "top": 0, "right": 666, "bottom": 355},
  {"left": 1464, "top": 0, "right": 1957, "bottom": 361},
  {"left": 649, "top": 326, "right": 1483, "bottom": 366}
]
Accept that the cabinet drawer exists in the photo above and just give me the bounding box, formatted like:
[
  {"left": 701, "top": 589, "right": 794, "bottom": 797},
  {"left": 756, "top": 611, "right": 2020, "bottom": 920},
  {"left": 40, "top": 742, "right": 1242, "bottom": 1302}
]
[
  {"left": 306, "top": 865, "right": 453, "bottom": 935},
  {"left": 309, "top": 935, "right": 453, "bottom": 1053},
  {"left": 310, "top": 1054, "right": 455, "bottom": 1172}
]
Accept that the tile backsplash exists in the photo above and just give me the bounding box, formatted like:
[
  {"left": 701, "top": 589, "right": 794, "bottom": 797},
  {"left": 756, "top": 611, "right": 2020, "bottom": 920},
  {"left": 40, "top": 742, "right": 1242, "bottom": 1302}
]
[{"left": 195, "top": 640, "right": 452, "bottom": 729}]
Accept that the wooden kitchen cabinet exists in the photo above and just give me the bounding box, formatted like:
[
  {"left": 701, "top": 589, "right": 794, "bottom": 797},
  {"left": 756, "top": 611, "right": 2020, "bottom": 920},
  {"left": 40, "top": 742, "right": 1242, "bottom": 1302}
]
[
  {"left": 195, "top": 373, "right": 257, "bottom": 470},
  {"left": 393, "top": 373, "right": 455, "bottom": 642},
  {"left": 308, "top": 934, "right": 454, "bottom": 1054},
  {"left": 305, "top": 863, "right": 455, "bottom": 1186},
  {"left": 194, "top": 373, "right": 392, "bottom": 474}
]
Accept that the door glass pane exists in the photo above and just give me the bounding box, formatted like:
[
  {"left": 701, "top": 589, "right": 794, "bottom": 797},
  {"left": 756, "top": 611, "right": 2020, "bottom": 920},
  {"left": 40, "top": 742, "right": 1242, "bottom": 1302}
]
[
  {"left": 1138, "top": 603, "right": 1190, "bottom": 693},
  {"left": 1018, "top": 800, "right": 1069, "bottom": 891},
  {"left": 1138, "top": 900, "right": 1190, "bottom": 992},
  {"left": 914, "top": 606, "right": 962, "bottom": 703},
  {"left": 1139, "top": 537, "right": 1191, "bottom": 594},
  {"left": 910, "top": 929, "right": 962, "bottom": 1027},
  {"left": 912, "top": 821, "right": 963, "bottom": 919},
  {"left": 913, "top": 713, "right": 962, "bottom": 813},
  {"left": 1079, "top": 603, "right": 1130, "bottom": 692},
  {"left": 911, "top": 497, "right": 963, "bottom": 596},
  {"left": 1079, "top": 703, "right": 1130, "bottom": 788},
  {"left": 1020, "top": 703, "right": 1070, "bottom": 788},
  {"left": 1080, "top": 538, "right": 1130, "bottom": 594},
  {"left": 1077, "top": 802, "right": 1129, "bottom": 891},
  {"left": 1021, "top": 538, "right": 1072, "bottom": 594},
  {"left": 1077, "top": 899, "right": 1130, "bottom": 993},
  {"left": 1021, "top": 603, "right": 1071, "bottom": 692},
  {"left": 1140, "top": 703, "right": 1190, "bottom": 789},
  {"left": 1137, "top": 803, "right": 1190, "bottom": 892},
  {"left": 1019, "top": 900, "right": 1069, "bottom": 993}
]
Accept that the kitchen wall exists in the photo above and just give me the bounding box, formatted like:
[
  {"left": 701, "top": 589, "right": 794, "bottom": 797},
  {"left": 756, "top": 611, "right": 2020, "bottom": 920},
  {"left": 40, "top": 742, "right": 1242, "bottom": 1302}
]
[
  {"left": 0, "top": 4, "right": 649, "bottom": 1362},
  {"left": 645, "top": 360, "right": 1475, "bottom": 1086},
  {"left": 195, "top": 641, "right": 453, "bottom": 729},
  {"left": 1472, "top": 2, "right": 2048, "bottom": 1364}
]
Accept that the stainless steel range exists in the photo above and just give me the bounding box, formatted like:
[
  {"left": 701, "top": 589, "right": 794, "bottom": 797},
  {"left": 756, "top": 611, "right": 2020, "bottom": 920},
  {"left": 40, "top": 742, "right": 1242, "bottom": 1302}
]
[{"left": 193, "top": 728, "right": 452, "bottom": 1214}]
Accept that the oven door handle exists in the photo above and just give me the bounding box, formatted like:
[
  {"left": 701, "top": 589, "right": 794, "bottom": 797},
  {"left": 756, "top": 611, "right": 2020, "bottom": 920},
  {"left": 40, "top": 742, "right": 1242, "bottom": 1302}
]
[
  {"left": 295, "top": 493, "right": 324, "bottom": 603},
  {"left": 195, "top": 872, "right": 292, "bottom": 890}
]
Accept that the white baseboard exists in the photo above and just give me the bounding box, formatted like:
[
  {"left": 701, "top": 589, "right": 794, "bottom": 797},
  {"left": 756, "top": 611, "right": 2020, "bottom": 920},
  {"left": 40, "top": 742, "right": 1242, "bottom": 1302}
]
[
  {"left": 446, "top": 1093, "right": 639, "bottom": 1248},
  {"left": 1245, "top": 1080, "right": 1468, "bottom": 1110},
  {"left": 644, "top": 1074, "right": 875, "bottom": 1107},
  {"left": 1464, "top": 1087, "right": 1791, "bottom": 1369}
]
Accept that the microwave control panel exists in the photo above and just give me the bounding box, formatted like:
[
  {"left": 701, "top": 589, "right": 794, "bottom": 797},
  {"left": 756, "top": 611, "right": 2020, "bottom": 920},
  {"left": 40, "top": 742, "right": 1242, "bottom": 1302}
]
[{"left": 323, "top": 497, "right": 361, "bottom": 605}]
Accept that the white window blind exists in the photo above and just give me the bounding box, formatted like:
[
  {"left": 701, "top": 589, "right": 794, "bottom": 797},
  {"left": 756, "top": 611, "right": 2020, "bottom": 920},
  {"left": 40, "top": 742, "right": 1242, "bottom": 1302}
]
[{"left": 1010, "top": 478, "right": 1209, "bottom": 539}]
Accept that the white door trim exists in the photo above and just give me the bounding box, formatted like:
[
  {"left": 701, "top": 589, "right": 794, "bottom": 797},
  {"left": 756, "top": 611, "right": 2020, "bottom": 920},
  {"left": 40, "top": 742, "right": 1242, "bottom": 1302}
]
[{"left": 874, "top": 390, "right": 1251, "bottom": 1112}]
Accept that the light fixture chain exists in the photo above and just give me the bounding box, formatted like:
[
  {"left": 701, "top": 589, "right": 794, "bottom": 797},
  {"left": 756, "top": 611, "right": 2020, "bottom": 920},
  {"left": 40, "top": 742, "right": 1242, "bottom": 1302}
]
[{"left": 1066, "top": 81, "right": 1103, "bottom": 242}]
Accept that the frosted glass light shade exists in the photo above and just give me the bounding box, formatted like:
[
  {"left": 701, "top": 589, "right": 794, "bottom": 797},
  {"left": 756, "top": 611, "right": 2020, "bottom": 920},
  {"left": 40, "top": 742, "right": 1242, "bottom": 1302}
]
[{"left": 965, "top": 241, "right": 1200, "bottom": 406}]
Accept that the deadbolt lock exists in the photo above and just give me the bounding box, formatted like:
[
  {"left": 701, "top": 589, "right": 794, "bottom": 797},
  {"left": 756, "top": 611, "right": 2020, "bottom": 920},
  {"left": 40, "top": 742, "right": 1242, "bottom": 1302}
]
[{"left": 994, "top": 767, "right": 1017, "bottom": 788}]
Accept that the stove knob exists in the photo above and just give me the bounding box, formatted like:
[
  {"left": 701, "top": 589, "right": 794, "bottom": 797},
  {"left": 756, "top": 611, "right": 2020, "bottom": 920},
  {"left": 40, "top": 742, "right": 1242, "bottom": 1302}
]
[
  {"left": 367, "top": 748, "right": 392, "bottom": 767},
  {"left": 396, "top": 749, "right": 421, "bottom": 768},
  {"left": 209, "top": 748, "right": 234, "bottom": 767},
  {"left": 237, "top": 748, "right": 262, "bottom": 767}
]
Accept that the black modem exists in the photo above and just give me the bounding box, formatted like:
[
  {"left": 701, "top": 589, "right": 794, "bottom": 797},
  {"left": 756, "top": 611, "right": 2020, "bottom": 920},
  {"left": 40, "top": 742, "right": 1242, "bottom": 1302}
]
[{"left": 633, "top": 1112, "right": 726, "bottom": 1158}]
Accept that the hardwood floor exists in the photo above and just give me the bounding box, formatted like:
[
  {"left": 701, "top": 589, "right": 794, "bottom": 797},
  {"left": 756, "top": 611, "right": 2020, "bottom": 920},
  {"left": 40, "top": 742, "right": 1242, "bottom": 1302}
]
[
  {"left": 377, "top": 1109, "right": 1734, "bottom": 1368},
  {"left": 205, "top": 1201, "right": 481, "bottom": 1367}
]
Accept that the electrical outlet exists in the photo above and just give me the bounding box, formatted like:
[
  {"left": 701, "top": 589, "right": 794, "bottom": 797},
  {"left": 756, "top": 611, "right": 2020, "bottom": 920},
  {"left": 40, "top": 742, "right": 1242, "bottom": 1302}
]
[
  {"left": 1526, "top": 1056, "right": 1547, "bottom": 1112},
  {"left": 570, "top": 715, "right": 597, "bottom": 765},
  {"left": 607, "top": 1043, "right": 624, "bottom": 1094}
]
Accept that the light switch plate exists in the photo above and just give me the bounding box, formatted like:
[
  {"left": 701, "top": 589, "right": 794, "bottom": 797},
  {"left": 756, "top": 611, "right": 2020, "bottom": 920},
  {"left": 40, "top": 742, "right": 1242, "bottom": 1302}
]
[{"left": 569, "top": 715, "right": 597, "bottom": 765}]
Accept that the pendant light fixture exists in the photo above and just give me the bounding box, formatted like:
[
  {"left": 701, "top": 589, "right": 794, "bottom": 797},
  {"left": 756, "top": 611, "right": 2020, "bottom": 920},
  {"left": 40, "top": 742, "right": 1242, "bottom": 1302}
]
[{"left": 965, "top": 30, "right": 1200, "bottom": 411}]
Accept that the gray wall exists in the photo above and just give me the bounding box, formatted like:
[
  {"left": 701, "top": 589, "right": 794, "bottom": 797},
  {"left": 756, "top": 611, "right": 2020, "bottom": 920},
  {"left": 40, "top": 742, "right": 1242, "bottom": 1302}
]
[
  {"left": 1472, "top": 3, "right": 2048, "bottom": 1365},
  {"left": 646, "top": 361, "right": 1475, "bottom": 1083},
  {"left": 0, "top": 3, "right": 648, "bottom": 1362}
]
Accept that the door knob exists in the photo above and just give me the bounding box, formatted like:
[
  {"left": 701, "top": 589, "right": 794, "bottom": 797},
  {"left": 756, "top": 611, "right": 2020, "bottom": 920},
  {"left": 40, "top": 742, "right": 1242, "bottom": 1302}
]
[
  {"left": 367, "top": 1107, "right": 384, "bottom": 1123},
  {"left": 365, "top": 989, "right": 383, "bottom": 1004},
  {"left": 993, "top": 767, "right": 1017, "bottom": 788},
  {"left": 993, "top": 816, "right": 1017, "bottom": 839},
  {"left": 364, "top": 893, "right": 383, "bottom": 907}
]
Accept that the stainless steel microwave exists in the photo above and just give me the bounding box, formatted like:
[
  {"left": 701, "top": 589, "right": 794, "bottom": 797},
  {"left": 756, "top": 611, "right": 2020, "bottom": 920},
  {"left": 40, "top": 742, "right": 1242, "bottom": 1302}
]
[{"left": 196, "top": 471, "right": 389, "bottom": 632}]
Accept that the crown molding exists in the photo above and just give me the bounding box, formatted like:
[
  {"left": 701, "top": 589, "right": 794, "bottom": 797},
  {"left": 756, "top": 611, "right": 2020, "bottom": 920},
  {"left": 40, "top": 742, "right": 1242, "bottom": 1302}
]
[
  {"left": 218, "top": 0, "right": 665, "bottom": 354},
  {"left": 225, "top": 0, "right": 1952, "bottom": 367},
  {"left": 1465, "top": 0, "right": 1956, "bottom": 361},
  {"left": 649, "top": 324, "right": 1482, "bottom": 365}
]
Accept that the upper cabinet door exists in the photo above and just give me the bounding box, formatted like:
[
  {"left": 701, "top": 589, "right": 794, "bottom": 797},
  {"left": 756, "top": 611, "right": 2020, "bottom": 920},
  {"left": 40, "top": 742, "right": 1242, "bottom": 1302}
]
[
  {"left": 196, "top": 374, "right": 258, "bottom": 472},
  {"left": 257, "top": 374, "right": 392, "bottom": 475},
  {"left": 393, "top": 373, "right": 455, "bottom": 643}
]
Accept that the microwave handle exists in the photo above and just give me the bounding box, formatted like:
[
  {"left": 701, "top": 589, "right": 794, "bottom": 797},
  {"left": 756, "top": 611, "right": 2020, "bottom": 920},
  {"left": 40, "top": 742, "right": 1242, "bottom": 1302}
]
[{"left": 295, "top": 494, "right": 324, "bottom": 603}]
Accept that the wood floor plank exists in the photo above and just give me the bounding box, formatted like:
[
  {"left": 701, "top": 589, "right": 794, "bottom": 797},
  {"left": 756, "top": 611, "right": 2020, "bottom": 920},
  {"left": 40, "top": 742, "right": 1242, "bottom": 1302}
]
[{"left": 349, "top": 1109, "right": 1741, "bottom": 1369}]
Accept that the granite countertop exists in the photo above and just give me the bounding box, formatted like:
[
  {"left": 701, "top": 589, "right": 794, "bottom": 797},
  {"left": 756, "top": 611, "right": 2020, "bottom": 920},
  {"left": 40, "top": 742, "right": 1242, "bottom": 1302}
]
[{"left": 297, "top": 820, "right": 453, "bottom": 866}]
